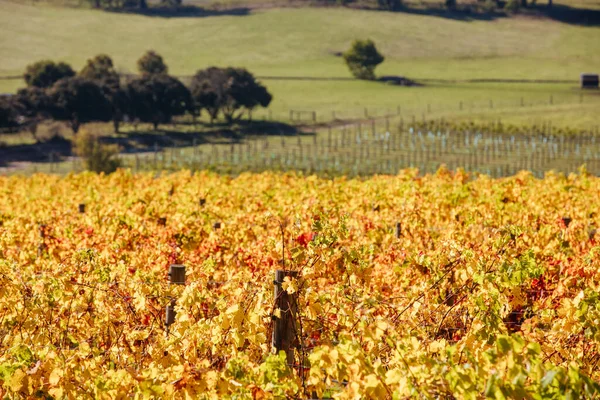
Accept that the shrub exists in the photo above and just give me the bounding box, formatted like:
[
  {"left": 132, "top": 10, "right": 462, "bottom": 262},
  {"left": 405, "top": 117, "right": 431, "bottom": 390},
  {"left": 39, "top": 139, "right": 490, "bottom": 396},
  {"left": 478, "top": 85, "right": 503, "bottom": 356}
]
[
  {"left": 73, "top": 129, "right": 121, "bottom": 174},
  {"left": 137, "top": 50, "right": 168, "bottom": 76},
  {"left": 24, "top": 60, "right": 75, "bottom": 88},
  {"left": 343, "top": 39, "right": 384, "bottom": 81},
  {"left": 445, "top": 0, "right": 457, "bottom": 8}
]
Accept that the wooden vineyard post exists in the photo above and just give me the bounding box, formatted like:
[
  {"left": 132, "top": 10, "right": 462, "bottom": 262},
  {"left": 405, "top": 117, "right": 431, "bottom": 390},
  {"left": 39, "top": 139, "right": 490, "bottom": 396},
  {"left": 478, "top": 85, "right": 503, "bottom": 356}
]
[
  {"left": 395, "top": 222, "right": 401, "bottom": 238},
  {"left": 166, "top": 264, "right": 186, "bottom": 329},
  {"left": 272, "top": 270, "right": 299, "bottom": 367},
  {"left": 169, "top": 264, "right": 186, "bottom": 285},
  {"left": 78, "top": 204, "right": 86, "bottom": 214}
]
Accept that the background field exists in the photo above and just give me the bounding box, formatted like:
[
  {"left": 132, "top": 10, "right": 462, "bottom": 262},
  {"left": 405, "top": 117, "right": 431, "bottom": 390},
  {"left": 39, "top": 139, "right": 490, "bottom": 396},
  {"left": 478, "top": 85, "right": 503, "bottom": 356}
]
[{"left": 1, "top": 0, "right": 600, "bottom": 129}]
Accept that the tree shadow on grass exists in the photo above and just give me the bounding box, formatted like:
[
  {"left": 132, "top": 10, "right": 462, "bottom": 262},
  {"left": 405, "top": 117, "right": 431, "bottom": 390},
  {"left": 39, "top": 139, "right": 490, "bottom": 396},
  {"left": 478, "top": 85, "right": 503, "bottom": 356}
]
[
  {"left": 350, "top": 2, "right": 600, "bottom": 26},
  {"left": 537, "top": 3, "right": 600, "bottom": 26},
  {"left": 0, "top": 136, "right": 71, "bottom": 168},
  {"left": 103, "top": 5, "right": 251, "bottom": 18},
  {"left": 390, "top": 4, "right": 507, "bottom": 22},
  {"left": 104, "top": 119, "right": 306, "bottom": 154},
  {"left": 1, "top": 120, "right": 311, "bottom": 168}
]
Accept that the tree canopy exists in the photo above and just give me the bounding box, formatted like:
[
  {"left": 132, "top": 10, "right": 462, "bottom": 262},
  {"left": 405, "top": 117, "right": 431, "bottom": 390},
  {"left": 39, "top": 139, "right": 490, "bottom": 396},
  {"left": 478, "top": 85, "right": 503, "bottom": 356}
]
[
  {"left": 79, "top": 54, "right": 127, "bottom": 133},
  {"left": 125, "top": 74, "right": 192, "bottom": 129},
  {"left": 190, "top": 67, "right": 272, "bottom": 123},
  {"left": 47, "top": 77, "right": 113, "bottom": 133},
  {"left": 343, "top": 39, "right": 385, "bottom": 81},
  {"left": 0, "top": 97, "right": 18, "bottom": 130},
  {"left": 79, "top": 54, "right": 120, "bottom": 89},
  {"left": 137, "top": 50, "right": 168, "bottom": 76},
  {"left": 24, "top": 60, "right": 76, "bottom": 88}
]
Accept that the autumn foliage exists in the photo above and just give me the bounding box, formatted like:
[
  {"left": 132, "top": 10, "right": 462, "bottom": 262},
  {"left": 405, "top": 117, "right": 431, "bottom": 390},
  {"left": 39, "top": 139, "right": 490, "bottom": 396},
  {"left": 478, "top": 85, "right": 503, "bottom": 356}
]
[{"left": 0, "top": 169, "right": 599, "bottom": 398}]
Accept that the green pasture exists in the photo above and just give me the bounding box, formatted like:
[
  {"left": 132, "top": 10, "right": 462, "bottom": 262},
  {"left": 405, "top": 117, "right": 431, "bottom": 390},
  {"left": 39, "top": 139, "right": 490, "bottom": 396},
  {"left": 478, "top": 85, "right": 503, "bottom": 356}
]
[
  {"left": 0, "top": 0, "right": 598, "bottom": 137},
  {"left": 1, "top": 1, "right": 599, "bottom": 79}
]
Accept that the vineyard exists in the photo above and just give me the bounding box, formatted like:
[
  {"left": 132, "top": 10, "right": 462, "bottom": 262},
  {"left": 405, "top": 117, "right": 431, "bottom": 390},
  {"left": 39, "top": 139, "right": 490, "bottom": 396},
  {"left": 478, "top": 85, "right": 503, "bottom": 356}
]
[
  {"left": 123, "top": 121, "right": 600, "bottom": 178},
  {"left": 1, "top": 169, "right": 600, "bottom": 398}
]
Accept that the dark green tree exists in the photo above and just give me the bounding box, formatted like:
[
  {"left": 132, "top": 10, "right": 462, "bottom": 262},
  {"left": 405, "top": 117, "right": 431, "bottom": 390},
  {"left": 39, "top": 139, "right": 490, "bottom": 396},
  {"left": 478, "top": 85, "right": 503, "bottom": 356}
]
[
  {"left": 24, "top": 60, "right": 76, "bottom": 88},
  {"left": 0, "top": 96, "right": 18, "bottom": 131},
  {"left": 221, "top": 68, "right": 272, "bottom": 122},
  {"left": 343, "top": 39, "right": 385, "bottom": 81},
  {"left": 190, "top": 67, "right": 272, "bottom": 123},
  {"left": 190, "top": 67, "right": 228, "bottom": 123},
  {"left": 137, "top": 50, "right": 168, "bottom": 76},
  {"left": 125, "top": 74, "right": 191, "bottom": 130},
  {"left": 12, "top": 87, "right": 52, "bottom": 140},
  {"left": 79, "top": 54, "right": 126, "bottom": 133},
  {"left": 79, "top": 54, "right": 120, "bottom": 88},
  {"left": 47, "top": 77, "right": 113, "bottom": 133}
]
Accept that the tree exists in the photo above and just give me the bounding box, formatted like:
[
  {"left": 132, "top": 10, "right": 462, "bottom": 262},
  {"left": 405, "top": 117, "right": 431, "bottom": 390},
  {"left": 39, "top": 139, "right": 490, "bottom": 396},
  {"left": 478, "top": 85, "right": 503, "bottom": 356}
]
[
  {"left": 190, "top": 67, "right": 226, "bottom": 123},
  {"left": 79, "top": 54, "right": 120, "bottom": 88},
  {"left": 12, "top": 87, "right": 52, "bottom": 141},
  {"left": 0, "top": 96, "right": 18, "bottom": 131},
  {"left": 137, "top": 51, "right": 168, "bottom": 76},
  {"left": 47, "top": 77, "right": 113, "bottom": 133},
  {"left": 190, "top": 67, "right": 272, "bottom": 123},
  {"left": 79, "top": 54, "right": 126, "bottom": 133},
  {"left": 24, "top": 60, "right": 76, "bottom": 88},
  {"left": 221, "top": 68, "right": 272, "bottom": 122},
  {"left": 343, "top": 39, "right": 385, "bottom": 81},
  {"left": 125, "top": 74, "right": 191, "bottom": 130}
]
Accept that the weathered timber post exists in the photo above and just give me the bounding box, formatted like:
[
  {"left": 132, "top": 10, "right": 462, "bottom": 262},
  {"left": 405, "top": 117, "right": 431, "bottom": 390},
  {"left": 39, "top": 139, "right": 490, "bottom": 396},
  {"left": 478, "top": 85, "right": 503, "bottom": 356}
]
[
  {"left": 78, "top": 204, "right": 86, "bottom": 214},
  {"left": 166, "top": 264, "right": 186, "bottom": 328},
  {"left": 169, "top": 264, "right": 186, "bottom": 285},
  {"left": 272, "top": 270, "right": 299, "bottom": 367}
]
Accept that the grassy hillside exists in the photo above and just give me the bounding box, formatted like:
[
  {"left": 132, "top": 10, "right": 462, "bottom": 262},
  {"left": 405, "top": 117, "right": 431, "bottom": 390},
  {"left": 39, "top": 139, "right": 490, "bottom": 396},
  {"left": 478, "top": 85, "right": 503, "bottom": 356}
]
[
  {"left": 1, "top": 1, "right": 599, "bottom": 79},
  {"left": 0, "top": 0, "right": 599, "bottom": 129}
]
